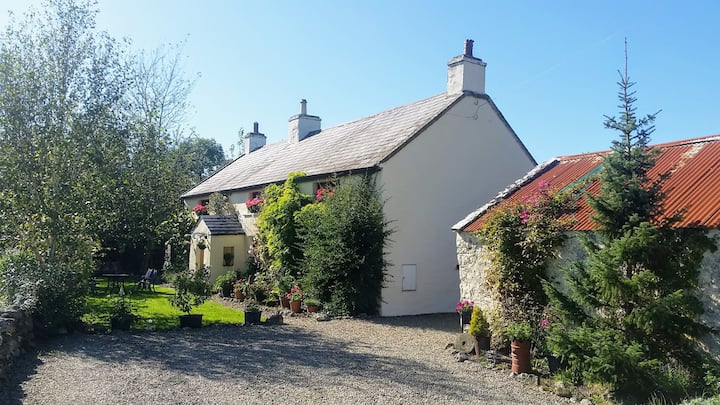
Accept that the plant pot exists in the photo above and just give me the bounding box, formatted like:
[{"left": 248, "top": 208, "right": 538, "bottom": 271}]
[
  {"left": 306, "top": 305, "right": 318, "bottom": 313},
  {"left": 179, "top": 314, "right": 203, "bottom": 328},
  {"left": 290, "top": 300, "right": 302, "bottom": 313},
  {"left": 474, "top": 335, "right": 490, "bottom": 353},
  {"left": 244, "top": 310, "right": 261, "bottom": 325},
  {"left": 110, "top": 317, "right": 132, "bottom": 331},
  {"left": 234, "top": 290, "right": 245, "bottom": 301},
  {"left": 460, "top": 311, "right": 472, "bottom": 325},
  {"left": 221, "top": 285, "right": 233, "bottom": 297},
  {"left": 280, "top": 296, "right": 290, "bottom": 309},
  {"left": 546, "top": 354, "right": 564, "bottom": 374},
  {"left": 511, "top": 340, "right": 531, "bottom": 373}
]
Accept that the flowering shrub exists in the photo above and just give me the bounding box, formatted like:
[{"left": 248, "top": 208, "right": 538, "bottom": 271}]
[
  {"left": 245, "top": 197, "right": 263, "bottom": 213},
  {"left": 480, "top": 180, "right": 578, "bottom": 334},
  {"left": 456, "top": 299, "right": 474, "bottom": 313},
  {"left": 285, "top": 284, "right": 304, "bottom": 301},
  {"left": 315, "top": 188, "right": 333, "bottom": 202},
  {"left": 192, "top": 203, "right": 208, "bottom": 215}
]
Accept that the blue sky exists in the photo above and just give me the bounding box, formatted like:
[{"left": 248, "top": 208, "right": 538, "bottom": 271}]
[{"left": 1, "top": 1, "right": 718, "bottom": 162}]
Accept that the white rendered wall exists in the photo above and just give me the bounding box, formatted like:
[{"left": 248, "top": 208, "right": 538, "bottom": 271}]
[{"left": 379, "top": 95, "right": 535, "bottom": 316}]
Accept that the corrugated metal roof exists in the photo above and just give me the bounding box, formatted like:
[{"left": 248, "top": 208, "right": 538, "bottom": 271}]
[
  {"left": 200, "top": 215, "right": 244, "bottom": 235},
  {"left": 181, "top": 92, "right": 464, "bottom": 198},
  {"left": 458, "top": 134, "right": 720, "bottom": 232}
]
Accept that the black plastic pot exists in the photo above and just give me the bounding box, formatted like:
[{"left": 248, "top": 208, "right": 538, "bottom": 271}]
[
  {"left": 179, "top": 314, "right": 203, "bottom": 328},
  {"left": 244, "top": 310, "right": 261, "bottom": 325}
]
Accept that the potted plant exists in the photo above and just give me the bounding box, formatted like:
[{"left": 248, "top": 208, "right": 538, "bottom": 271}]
[
  {"left": 232, "top": 278, "right": 246, "bottom": 301},
  {"left": 244, "top": 301, "right": 262, "bottom": 325},
  {"left": 223, "top": 252, "right": 234, "bottom": 267},
  {"left": 468, "top": 306, "right": 490, "bottom": 352},
  {"left": 169, "top": 267, "right": 212, "bottom": 328},
  {"left": 109, "top": 292, "right": 135, "bottom": 331},
  {"left": 275, "top": 275, "right": 294, "bottom": 309},
  {"left": 197, "top": 239, "right": 207, "bottom": 250},
  {"left": 213, "top": 271, "right": 235, "bottom": 297},
  {"left": 192, "top": 203, "right": 208, "bottom": 215},
  {"left": 506, "top": 321, "right": 533, "bottom": 373},
  {"left": 304, "top": 297, "right": 320, "bottom": 313},
  {"left": 285, "top": 285, "right": 304, "bottom": 313},
  {"left": 456, "top": 299, "right": 474, "bottom": 329},
  {"left": 245, "top": 197, "right": 263, "bottom": 214}
]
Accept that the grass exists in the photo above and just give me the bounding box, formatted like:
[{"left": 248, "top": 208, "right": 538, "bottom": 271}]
[{"left": 83, "top": 280, "right": 244, "bottom": 331}]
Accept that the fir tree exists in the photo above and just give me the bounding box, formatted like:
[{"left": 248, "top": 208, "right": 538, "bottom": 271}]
[{"left": 546, "top": 44, "right": 716, "bottom": 400}]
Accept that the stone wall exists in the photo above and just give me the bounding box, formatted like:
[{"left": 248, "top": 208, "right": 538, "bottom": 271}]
[
  {"left": 0, "top": 306, "right": 33, "bottom": 379},
  {"left": 457, "top": 229, "right": 720, "bottom": 356}
]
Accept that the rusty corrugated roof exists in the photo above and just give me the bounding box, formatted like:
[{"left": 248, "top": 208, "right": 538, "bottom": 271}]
[{"left": 458, "top": 134, "right": 720, "bottom": 232}]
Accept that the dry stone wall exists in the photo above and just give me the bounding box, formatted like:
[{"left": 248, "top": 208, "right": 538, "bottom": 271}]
[
  {"left": 0, "top": 306, "right": 33, "bottom": 379},
  {"left": 457, "top": 229, "right": 720, "bottom": 356}
]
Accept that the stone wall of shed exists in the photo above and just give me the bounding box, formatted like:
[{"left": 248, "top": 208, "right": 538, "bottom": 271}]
[
  {"left": 457, "top": 229, "right": 720, "bottom": 356},
  {"left": 0, "top": 306, "right": 33, "bottom": 379}
]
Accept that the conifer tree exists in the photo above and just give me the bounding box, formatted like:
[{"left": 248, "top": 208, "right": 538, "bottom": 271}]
[{"left": 546, "top": 44, "right": 716, "bottom": 400}]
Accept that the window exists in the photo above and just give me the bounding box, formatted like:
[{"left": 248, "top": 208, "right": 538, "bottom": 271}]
[
  {"left": 223, "top": 246, "right": 234, "bottom": 267},
  {"left": 248, "top": 190, "right": 262, "bottom": 199},
  {"left": 199, "top": 199, "right": 209, "bottom": 206}
]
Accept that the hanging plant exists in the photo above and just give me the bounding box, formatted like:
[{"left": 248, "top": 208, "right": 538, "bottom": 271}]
[{"left": 197, "top": 239, "right": 207, "bottom": 250}]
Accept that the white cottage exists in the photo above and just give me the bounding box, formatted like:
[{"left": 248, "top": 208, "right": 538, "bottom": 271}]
[{"left": 181, "top": 40, "right": 536, "bottom": 316}]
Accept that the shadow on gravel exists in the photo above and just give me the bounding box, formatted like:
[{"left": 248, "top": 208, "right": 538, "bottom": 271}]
[
  {"left": 0, "top": 345, "right": 49, "bottom": 404},
  {"left": 361, "top": 312, "right": 460, "bottom": 333},
  {"left": 0, "top": 321, "right": 510, "bottom": 403}
]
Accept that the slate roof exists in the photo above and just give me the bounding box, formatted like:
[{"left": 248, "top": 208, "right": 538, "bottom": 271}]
[
  {"left": 181, "top": 92, "right": 465, "bottom": 198},
  {"left": 454, "top": 134, "right": 720, "bottom": 232},
  {"left": 200, "top": 215, "right": 244, "bottom": 235}
]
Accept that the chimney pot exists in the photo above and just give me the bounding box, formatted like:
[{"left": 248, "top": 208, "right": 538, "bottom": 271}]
[
  {"left": 300, "top": 99, "right": 307, "bottom": 115},
  {"left": 253, "top": 122, "right": 259, "bottom": 133},
  {"left": 464, "top": 39, "right": 474, "bottom": 57}
]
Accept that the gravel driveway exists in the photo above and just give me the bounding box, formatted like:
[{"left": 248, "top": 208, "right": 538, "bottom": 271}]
[{"left": 0, "top": 313, "right": 568, "bottom": 404}]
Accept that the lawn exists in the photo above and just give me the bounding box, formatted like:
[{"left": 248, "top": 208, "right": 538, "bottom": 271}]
[{"left": 83, "top": 281, "right": 244, "bottom": 331}]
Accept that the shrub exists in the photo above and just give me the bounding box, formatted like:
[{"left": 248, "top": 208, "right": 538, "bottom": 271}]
[
  {"left": 213, "top": 270, "right": 235, "bottom": 294},
  {"left": 0, "top": 249, "right": 91, "bottom": 334},
  {"left": 169, "top": 267, "right": 211, "bottom": 314},
  {"left": 469, "top": 306, "right": 490, "bottom": 337},
  {"left": 297, "top": 175, "right": 392, "bottom": 316}
]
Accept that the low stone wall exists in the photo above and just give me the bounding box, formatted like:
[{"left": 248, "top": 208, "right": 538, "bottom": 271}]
[
  {"left": 456, "top": 229, "right": 720, "bottom": 356},
  {"left": 0, "top": 306, "right": 33, "bottom": 379}
]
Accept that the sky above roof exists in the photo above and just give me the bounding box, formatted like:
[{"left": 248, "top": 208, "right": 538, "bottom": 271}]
[{"left": 1, "top": 1, "right": 718, "bottom": 163}]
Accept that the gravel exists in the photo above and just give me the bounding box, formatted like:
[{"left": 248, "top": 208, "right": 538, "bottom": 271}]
[{"left": 0, "top": 309, "right": 569, "bottom": 404}]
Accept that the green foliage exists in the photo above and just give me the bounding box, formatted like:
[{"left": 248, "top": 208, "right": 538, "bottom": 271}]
[
  {"left": 506, "top": 321, "right": 533, "bottom": 342},
  {"left": 0, "top": 249, "right": 91, "bottom": 334},
  {"left": 207, "top": 192, "right": 236, "bottom": 216},
  {"left": 469, "top": 306, "right": 490, "bottom": 337},
  {"left": 296, "top": 175, "right": 391, "bottom": 316},
  {"left": 256, "top": 172, "right": 311, "bottom": 276},
  {"left": 213, "top": 270, "right": 236, "bottom": 293},
  {"left": 480, "top": 181, "right": 577, "bottom": 327},
  {"left": 546, "top": 64, "right": 717, "bottom": 400},
  {"left": 168, "top": 267, "right": 212, "bottom": 314}
]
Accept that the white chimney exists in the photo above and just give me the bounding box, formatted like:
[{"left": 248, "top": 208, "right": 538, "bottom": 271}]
[
  {"left": 288, "top": 99, "right": 321, "bottom": 143},
  {"left": 244, "top": 122, "right": 266, "bottom": 154},
  {"left": 447, "top": 39, "right": 486, "bottom": 95}
]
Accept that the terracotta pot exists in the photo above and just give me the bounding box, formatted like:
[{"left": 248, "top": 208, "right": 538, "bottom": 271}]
[
  {"left": 290, "top": 300, "right": 302, "bottom": 313},
  {"left": 306, "top": 305, "right": 318, "bottom": 313},
  {"left": 280, "top": 296, "right": 290, "bottom": 309},
  {"left": 511, "top": 340, "right": 531, "bottom": 373}
]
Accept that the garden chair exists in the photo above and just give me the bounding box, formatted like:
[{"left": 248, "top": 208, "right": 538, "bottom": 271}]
[{"left": 138, "top": 268, "right": 158, "bottom": 292}]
